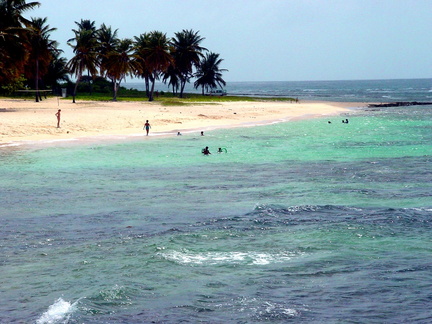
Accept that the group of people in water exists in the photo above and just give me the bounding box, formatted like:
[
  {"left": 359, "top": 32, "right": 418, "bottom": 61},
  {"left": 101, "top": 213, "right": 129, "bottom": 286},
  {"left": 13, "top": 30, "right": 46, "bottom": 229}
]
[
  {"left": 142, "top": 120, "right": 225, "bottom": 156},
  {"left": 328, "top": 118, "right": 349, "bottom": 124},
  {"left": 140, "top": 117, "right": 351, "bottom": 156},
  {"left": 202, "top": 147, "right": 227, "bottom": 155}
]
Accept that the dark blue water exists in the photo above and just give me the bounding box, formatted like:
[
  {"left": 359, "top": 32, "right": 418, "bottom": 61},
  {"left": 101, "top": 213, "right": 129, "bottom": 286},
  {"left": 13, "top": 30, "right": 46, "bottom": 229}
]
[{"left": 126, "top": 78, "right": 432, "bottom": 102}]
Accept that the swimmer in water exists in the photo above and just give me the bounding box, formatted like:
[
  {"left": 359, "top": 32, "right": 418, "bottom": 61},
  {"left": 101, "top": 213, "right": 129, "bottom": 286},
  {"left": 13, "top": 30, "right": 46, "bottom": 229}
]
[{"left": 202, "top": 146, "right": 211, "bottom": 155}]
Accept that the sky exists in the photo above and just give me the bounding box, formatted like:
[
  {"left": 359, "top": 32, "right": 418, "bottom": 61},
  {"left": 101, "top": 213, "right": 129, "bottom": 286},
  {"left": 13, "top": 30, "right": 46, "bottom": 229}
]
[{"left": 32, "top": 0, "right": 432, "bottom": 82}]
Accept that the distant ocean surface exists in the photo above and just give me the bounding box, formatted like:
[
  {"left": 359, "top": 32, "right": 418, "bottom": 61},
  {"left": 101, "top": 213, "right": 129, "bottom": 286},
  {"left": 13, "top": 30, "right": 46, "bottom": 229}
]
[
  {"left": 125, "top": 78, "right": 432, "bottom": 102},
  {"left": 1, "top": 79, "right": 432, "bottom": 323}
]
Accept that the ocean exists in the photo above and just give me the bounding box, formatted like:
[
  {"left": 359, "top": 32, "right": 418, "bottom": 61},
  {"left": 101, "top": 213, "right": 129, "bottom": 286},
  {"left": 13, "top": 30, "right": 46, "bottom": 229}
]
[
  {"left": 1, "top": 79, "right": 432, "bottom": 323},
  {"left": 126, "top": 78, "right": 432, "bottom": 102}
]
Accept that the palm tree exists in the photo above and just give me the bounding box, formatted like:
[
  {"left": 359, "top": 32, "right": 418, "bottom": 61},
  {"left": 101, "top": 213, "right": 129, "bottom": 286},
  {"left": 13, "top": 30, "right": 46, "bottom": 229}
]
[
  {"left": 140, "top": 31, "right": 172, "bottom": 101},
  {"left": 0, "top": 0, "right": 40, "bottom": 28},
  {"left": 162, "top": 64, "right": 180, "bottom": 96},
  {"left": 67, "top": 19, "right": 98, "bottom": 102},
  {"left": 71, "top": 19, "right": 96, "bottom": 36},
  {"left": 0, "top": 0, "right": 40, "bottom": 90},
  {"left": 171, "top": 29, "right": 207, "bottom": 98},
  {"left": 97, "top": 24, "right": 119, "bottom": 76},
  {"left": 102, "top": 38, "right": 134, "bottom": 101},
  {"left": 0, "top": 29, "right": 28, "bottom": 89},
  {"left": 25, "top": 17, "right": 58, "bottom": 101},
  {"left": 194, "top": 52, "right": 228, "bottom": 95},
  {"left": 133, "top": 33, "right": 153, "bottom": 97},
  {"left": 95, "top": 23, "right": 119, "bottom": 96},
  {"left": 44, "top": 51, "right": 69, "bottom": 94}
]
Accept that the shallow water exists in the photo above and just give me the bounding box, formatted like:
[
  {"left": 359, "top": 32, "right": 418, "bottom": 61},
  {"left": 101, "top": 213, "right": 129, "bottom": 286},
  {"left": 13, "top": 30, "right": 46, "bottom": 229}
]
[{"left": 1, "top": 104, "right": 432, "bottom": 323}]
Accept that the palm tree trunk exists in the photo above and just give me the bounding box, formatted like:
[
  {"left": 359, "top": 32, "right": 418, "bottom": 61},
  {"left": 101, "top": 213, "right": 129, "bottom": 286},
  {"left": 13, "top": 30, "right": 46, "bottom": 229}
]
[
  {"left": 113, "top": 79, "right": 119, "bottom": 101},
  {"left": 145, "top": 77, "right": 150, "bottom": 98},
  {"left": 72, "top": 72, "right": 81, "bottom": 103},
  {"left": 35, "top": 60, "right": 40, "bottom": 102},
  {"left": 149, "top": 73, "right": 156, "bottom": 101},
  {"left": 88, "top": 71, "right": 93, "bottom": 95},
  {"left": 179, "top": 79, "right": 186, "bottom": 98}
]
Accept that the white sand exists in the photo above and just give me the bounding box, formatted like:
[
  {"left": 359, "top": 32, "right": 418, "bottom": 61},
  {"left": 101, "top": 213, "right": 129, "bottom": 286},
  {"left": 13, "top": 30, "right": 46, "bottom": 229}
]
[{"left": 0, "top": 97, "right": 363, "bottom": 145}]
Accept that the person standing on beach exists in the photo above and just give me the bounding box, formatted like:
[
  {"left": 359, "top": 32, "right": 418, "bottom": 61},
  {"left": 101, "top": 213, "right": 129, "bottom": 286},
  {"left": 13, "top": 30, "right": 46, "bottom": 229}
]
[
  {"left": 144, "top": 120, "right": 151, "bottom": 135},
  {"left": 55, "top": 109, "right": 61, "bottom": 128}
]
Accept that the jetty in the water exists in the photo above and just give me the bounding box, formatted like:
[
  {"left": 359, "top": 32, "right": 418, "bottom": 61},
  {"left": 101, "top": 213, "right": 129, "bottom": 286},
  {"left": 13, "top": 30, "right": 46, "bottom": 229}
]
[{"left": 368, "top": 101, "right": 432, "bottom": 108}]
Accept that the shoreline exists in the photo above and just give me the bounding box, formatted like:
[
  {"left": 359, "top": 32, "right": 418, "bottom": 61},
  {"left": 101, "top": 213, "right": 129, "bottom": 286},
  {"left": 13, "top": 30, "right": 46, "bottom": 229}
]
[{"left": 0, "top": 97, "right": 365, "bottom": 148}]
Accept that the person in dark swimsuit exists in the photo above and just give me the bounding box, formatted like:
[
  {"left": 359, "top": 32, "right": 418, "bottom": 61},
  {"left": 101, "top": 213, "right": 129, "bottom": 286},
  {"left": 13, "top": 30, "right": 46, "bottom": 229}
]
[
  {"left": 202, "top": 146, "right": 211, "bottom": 155},
  {"left": 144, "top": 120, "right": 151, "bottom": 135}
]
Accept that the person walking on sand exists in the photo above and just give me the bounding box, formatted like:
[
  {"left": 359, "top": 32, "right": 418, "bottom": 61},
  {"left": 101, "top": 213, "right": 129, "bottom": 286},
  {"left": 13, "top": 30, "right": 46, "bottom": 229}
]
[
  {"left": 144, "top": 120, "right": 151, "bottom": 135},
  {"left": 55, "top": 109, "right": 61, "bottom": 128}
]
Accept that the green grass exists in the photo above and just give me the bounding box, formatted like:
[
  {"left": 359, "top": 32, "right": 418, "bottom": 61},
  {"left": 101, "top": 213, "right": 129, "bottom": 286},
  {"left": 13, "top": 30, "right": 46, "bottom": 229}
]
[
  {"left": 3, "top": 88, "right": 296, "bottom": 105},
  {"left": 90, "top": 92, "right": 295, "bottom": 104}
]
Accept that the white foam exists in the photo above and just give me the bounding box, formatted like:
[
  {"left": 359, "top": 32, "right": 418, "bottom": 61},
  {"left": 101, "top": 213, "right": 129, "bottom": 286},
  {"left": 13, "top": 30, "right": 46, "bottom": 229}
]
[
  {"left": 0, "top": 142, "right": 22, "bottom": 147},
  {"left": 36, "top": 298, "right": 75, "bottom": 324},
  {"left": 40, "top": 138, "right": 78, "bottom": 143},
  {"left": 407, "top": 207, "right": 432, "bottom": 212},
  {"left": 263, "top": 301, "right": 300, "bottom": 317},
  {"left": 158, "top": 250, "right": 302, "bottom": 266}
]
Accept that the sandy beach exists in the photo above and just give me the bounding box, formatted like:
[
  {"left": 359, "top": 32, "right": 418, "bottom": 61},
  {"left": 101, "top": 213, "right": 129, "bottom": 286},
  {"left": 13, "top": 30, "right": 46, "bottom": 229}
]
[{"left": 0, "top": 97, "right": 363, "bottom": 145}]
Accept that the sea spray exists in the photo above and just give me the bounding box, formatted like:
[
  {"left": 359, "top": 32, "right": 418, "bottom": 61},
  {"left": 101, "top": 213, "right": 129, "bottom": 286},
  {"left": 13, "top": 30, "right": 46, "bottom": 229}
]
[{"left": 36, "top": 298, "right": 76, "bottom": 324}]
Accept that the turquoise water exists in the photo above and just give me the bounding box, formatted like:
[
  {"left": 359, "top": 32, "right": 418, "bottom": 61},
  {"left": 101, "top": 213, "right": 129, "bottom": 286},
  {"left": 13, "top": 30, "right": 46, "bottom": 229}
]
[{"left": 1, "top": 104, "right": 432, "bottom": 323}]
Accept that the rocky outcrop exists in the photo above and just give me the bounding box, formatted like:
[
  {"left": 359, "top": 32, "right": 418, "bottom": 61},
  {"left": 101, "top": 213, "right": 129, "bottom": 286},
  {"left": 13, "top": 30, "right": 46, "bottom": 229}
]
[{"left": 368, "top": 101, "right": 432, "bottom": 108}]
